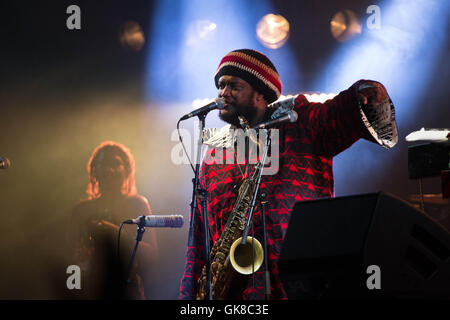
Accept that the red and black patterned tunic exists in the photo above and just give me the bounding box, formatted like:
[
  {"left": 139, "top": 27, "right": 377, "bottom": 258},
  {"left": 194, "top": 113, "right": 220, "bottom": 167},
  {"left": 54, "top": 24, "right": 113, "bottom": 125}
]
[{"left": 179, "top": 81, "right": 387, "bottom": 299}]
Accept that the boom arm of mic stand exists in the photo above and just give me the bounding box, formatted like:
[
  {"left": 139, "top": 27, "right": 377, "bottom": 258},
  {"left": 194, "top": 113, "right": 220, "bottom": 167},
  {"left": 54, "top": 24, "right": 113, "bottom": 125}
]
[{"left": 241, "top": 130, "right": 271, "bottom": 244}]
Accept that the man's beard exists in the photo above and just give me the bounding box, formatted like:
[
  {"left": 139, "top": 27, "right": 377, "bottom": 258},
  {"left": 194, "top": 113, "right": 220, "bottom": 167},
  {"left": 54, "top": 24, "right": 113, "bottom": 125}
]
[{"left": 219, "top": 102, "right": 259, "bottom": 127}]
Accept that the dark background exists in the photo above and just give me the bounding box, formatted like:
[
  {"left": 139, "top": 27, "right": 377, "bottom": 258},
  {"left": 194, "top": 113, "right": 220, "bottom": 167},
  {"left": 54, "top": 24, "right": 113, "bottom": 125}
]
[{"left": 0, "top": 0, "right": 448, "bottom": 299}]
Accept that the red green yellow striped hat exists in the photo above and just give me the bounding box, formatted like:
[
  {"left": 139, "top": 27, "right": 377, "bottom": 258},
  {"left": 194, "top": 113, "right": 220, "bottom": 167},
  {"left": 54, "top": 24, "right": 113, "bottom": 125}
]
[{"left": 214, "top": 49, "right": 282, "bottom": 104}]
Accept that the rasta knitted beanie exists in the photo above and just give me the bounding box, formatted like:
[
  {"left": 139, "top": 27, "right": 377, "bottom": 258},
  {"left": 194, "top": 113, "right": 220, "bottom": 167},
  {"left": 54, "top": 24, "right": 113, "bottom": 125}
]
[{"left": 214, "top": 49, "right": 281, "bottom": 104}]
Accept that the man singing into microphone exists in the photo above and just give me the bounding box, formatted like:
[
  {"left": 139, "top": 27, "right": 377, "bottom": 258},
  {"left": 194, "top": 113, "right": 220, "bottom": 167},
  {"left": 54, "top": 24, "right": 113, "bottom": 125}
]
[{"left": 179, "top": 49, "right": 398, "bottom": 300}]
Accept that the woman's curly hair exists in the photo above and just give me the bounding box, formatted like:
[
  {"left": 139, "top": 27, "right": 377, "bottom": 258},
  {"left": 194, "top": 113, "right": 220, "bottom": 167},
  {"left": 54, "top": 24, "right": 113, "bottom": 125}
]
[{"left": 86, "top": 141, "right": 137, "bottom": 199}]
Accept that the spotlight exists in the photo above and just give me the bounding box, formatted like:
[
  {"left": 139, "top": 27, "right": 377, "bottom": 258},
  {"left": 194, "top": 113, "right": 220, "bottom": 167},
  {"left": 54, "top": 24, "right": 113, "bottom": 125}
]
[
  {"left": 191, "top": 98, "right": 214, "bottom": 109},
  {"left": 330, "top": 10, "right": 361, "bottom": 43},
  {"left": 119, "top": 21, "right": 145, "bottom": 51},
  {"left": 256, "top": 14, "right": 290, "bottom": 49},
  {"left": 278, "top": 93, "right": 337, "bottom": 103},
  {"left": 186, "top": 20, "right": 217, "bottom": 46},
  {"left": 303, "top": 92, "right": 337, "bottom": 103}
]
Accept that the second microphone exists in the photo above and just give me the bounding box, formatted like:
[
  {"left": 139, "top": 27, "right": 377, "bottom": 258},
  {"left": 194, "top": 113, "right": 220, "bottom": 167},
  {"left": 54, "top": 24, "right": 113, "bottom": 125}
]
[{"left": 124, "top": 215, "right": 184, "bottom": 228}]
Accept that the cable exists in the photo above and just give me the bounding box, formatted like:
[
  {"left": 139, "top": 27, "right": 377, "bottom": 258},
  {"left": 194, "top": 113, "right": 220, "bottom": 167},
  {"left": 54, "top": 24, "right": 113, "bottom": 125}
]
[
  {"left": 418, "top": 179, "right": 425, "bottom": 212},
  {"left": 251, "top": 218, "right": 255, "bottom": 300},
  {"left": 177, "top": 119, "right": 195, "bottom": 173},
  {"left": 117, "top": 222, "right": 125, "bottom": 262}
]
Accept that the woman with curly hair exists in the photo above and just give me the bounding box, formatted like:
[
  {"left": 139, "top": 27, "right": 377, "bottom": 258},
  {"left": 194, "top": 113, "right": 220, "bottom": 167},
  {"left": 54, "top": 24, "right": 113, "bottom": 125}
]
[{"left": 71, "top": 141, "right": 158, "bottom": 299}]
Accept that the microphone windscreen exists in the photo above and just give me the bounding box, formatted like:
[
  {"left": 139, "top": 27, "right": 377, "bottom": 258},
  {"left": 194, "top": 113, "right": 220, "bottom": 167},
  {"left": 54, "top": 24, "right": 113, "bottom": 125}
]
[
  {"left": 289, "top": 110, "right": 298, "bottom": 122},
  {"left": 146, "top": 215, "right": 184, "bottom": 228}
]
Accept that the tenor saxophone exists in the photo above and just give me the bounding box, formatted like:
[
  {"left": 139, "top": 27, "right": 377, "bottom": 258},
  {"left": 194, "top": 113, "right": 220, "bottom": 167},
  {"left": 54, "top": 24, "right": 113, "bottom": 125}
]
[{"left": 197, "top": 121, "right": 265, "bottom": 300}]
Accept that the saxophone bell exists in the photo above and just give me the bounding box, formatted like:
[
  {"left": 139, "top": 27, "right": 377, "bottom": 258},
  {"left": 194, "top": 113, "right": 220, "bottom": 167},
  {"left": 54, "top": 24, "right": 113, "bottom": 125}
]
[{"left": 229, "top": 236, "right": 264, "bottom": 275}]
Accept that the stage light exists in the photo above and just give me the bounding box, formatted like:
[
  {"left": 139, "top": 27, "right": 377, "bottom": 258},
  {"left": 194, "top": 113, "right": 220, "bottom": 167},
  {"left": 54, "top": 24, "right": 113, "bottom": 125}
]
[
  {"left": 330, "top": 10, "right": 362, "bottom": 43},
  {"left": 186, "top": 20, "right": 217, "bottom": 46},
  {"left": 191, "top": 98, "right": 215, "bottom": 109},
  {"left": 256, "top": 14, "right": 290, "bottom": 49},
  {"left": 119, "top": 21, "right": 145, "bottom": 51},
  {"left": 317, "top": 0, "right": 448, "bottom": 125},
  {"left": 303, "top": 93, "right": 337, "bottom": 103},
  {"left": 278, "top": 93, "right": 337, "bottom": 103},
  {"left": 315, "top": 0, "right": 449, "bottom": 195},
  {"left": 146, "top": 0, "right": 271, "bottom": 103}
]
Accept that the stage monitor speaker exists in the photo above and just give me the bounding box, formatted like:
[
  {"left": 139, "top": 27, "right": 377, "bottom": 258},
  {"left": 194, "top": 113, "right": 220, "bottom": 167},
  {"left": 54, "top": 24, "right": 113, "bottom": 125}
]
[{"left": 278, "top": 192, "right": 450, "bottom": 299}]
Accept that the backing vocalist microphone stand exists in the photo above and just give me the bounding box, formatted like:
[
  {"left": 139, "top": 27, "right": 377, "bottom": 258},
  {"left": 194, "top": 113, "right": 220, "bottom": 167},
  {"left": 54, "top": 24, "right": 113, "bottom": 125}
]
[
  {"left": 125, "top": 215, "right": 146, "bottom": 288},
  {"left": 187, "top": 113, "right": 212, "bottom": 300}
]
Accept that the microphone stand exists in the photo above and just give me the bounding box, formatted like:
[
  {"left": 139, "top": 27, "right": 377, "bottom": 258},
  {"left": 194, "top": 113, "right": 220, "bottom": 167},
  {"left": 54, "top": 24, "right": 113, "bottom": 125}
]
[
  {"left": 125, "top": 215, "right": 146, "bottom": 289},
  {"left": 239, "top": 130, "right": 270, "bottom": 300},
  {"left": 187, "top": 114, "right": 212, "bottom": 300}
]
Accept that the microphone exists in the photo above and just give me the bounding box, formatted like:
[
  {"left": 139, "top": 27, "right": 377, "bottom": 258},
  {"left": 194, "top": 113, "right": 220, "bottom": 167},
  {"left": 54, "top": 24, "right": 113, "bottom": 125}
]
[
  {"left": 0, "top": 157, "right": 11, "bottom": 169},
  {"left": 268, "top": 96, "right": 296, "bottom": 112},
  {"left": 251, "top": 110, "right": 298, "bottom": 129},
  {"left": 123, "top": 215, "right": 184, "bottom": 228},
  {"left": 180, "top": 98, "right": 225, "bottom": 120}
]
